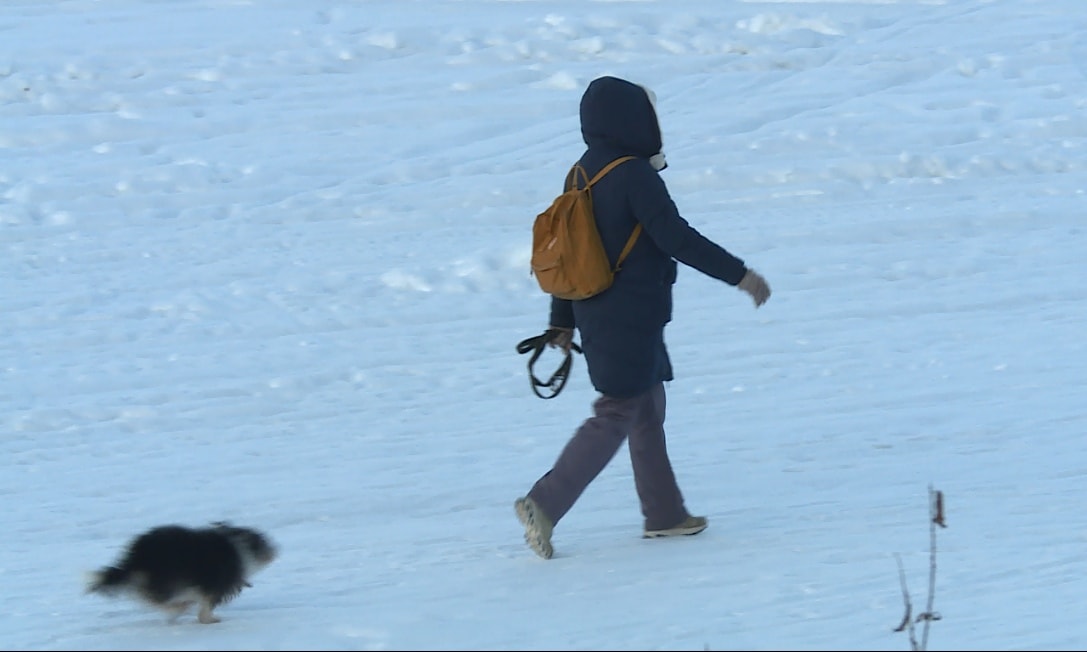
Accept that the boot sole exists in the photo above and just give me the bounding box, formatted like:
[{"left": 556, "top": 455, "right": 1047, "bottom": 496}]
[
  {"left": 643, "top": 523, "right": 708, "bottom": 538},
  {"left": 514, "top": 498, "right": 554, "bottom": 560}
]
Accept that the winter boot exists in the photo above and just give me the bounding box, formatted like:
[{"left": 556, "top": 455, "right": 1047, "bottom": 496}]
[
  {"left": 514, "top": 496, "right": 554, "bottom": 559},
  {"left": 643, "top": 515, "right": 708, "bottom": 539}
]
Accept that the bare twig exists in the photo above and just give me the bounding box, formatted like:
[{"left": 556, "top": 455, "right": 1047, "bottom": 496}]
[
  {"left": 893, "top": 486, "right": 946, "bottom": 652},
  {"left": 893, "top": 553, "right": 919, "bottom": 651},
  {"left": 919, "top": 486, "right": 945, "bottom": 651}
]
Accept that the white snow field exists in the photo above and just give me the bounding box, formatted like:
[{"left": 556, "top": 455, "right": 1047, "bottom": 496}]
[{"left": 2, "top": 1, "right": 1085, "bottom": 650}]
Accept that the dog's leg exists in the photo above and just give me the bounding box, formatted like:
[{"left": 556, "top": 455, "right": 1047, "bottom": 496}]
[
  {"left": 197, "top": 600, "right": 221, "bottom": 624},
  {"left": 165, "top": 600, "right": 194, "bottom": 624}
]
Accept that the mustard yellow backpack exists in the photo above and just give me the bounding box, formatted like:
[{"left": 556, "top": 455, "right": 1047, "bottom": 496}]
[{"left": 530, "top": 156, "right": 640, "bottom": 300}]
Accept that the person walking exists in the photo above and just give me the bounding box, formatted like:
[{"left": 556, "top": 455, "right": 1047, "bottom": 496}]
[{"left": 515, "top": 75, "right": 772, "bottom": 560}]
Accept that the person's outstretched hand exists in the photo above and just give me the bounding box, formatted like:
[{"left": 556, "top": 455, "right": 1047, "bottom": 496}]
[{"left": 737, "top": 269, "right": 771, "bottom": 307}]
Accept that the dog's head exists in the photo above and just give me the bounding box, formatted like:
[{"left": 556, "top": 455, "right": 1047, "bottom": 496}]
[{"left": 210, "top": 522, "right": 278, "bottom": 572}]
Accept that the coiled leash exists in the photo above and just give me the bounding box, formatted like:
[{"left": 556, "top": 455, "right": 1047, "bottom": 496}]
[{"left": 516, "top": 329, "right": 583, "bottom": 399}]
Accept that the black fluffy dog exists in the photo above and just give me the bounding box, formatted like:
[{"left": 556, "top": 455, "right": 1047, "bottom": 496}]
[{"left": 87, "top": 522, "right": 277, "bottom": 624}]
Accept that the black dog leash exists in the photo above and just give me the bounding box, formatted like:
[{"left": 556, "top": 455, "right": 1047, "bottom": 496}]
[{"left": 516, "top": 329, "right": 583, "bottom": 399}]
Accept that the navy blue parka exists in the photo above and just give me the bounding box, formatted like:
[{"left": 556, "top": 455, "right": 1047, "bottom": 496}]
[{"left": 549, "top": 76, "right": 749, "bottom": 399}]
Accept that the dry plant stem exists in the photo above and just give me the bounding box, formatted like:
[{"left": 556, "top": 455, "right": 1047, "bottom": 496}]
[
  {"left": 921, "top": 486, "right": 947, "bottom": 651},
  {"left": 894, "top": 485, "right": 946, "bottom": 652},
  {"left": 894, "top": 553, "right": 919, "bottom": 651}
]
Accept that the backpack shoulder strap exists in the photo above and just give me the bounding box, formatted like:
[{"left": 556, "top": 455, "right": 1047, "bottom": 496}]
[
  {"left": 613, "top": 223, "right": 642, "bottom": 272},
  {"left": 587, "top": 155, "right": 636, "bottom": 187},
  {"left": 565, "top": 164, "right": 591, "bottom": 192}
]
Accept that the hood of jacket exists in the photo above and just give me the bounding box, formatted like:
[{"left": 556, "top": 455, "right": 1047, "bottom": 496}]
[{"left": 579, "top": 76, "right": 667, "bottom": 170}]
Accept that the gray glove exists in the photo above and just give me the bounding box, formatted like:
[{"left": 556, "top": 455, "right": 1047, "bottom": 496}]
[
  {"left": 547, "top": 326, "right": 574, "bottom": 353},
  {"left": 737, "top": 269, "right": 771, "bottom": 307}
]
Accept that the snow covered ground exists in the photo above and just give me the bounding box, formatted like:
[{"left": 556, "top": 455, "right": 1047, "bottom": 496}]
[{"left": 2, "top": 1, "right": 1085, "bottom": 650}]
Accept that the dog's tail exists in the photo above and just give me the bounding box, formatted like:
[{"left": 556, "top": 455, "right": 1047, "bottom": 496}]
[{"left": 85, "top": 566, "right": 129, "bottom": 595}]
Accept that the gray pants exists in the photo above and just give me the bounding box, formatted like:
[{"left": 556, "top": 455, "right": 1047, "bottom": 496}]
[{"left": 527, "top": 382, "right": 689, "bottom": 531}]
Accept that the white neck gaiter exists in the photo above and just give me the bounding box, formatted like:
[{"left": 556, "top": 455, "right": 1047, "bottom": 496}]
[{"left": 640, "top": 85, "right": 668, "bottom": 171}]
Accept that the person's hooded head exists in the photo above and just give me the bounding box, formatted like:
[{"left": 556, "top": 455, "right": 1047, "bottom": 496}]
[{"left": 579, "top": 76, "right": 667, "bottom": 171}]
